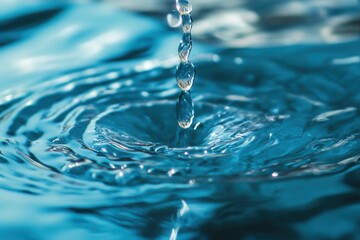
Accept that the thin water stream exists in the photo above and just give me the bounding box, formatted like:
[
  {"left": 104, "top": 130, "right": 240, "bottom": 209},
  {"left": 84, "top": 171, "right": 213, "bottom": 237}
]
[{"left": 175, "top": 0, "right": 195, "bottom": 129}]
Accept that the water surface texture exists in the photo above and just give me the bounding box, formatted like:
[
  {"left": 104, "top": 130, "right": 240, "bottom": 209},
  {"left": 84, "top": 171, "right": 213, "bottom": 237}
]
[{"left": 0, "top": 1, "right": 360, "bottom": 239}]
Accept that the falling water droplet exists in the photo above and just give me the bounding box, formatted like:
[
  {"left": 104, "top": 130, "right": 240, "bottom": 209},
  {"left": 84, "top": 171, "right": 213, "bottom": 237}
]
[
  {"left": 167, "top": 10, "right": 182, "bottom": 28},
  {"left": 174, "top": 0, "right": 196, "bottom": 129},
  {"left": 176, "top": 91, "right": 194, "bottom": 129},
  {"left": 176, "top": 61, "right": 195, "bottom": 91},
  {"left": 181, "top": 14, "right": 192, "bottom": 33},
  {"left": 178, "top": 33, "right": 192, "bottom": 62},
  {"left": 176, "top": 0, "right": 193, "bottom": 15}
]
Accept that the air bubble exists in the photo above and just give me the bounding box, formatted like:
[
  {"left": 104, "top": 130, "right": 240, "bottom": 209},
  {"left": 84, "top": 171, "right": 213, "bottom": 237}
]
[
  {"left": 176, "top": 0, "right": 192, "bottom": 15},
  {"left": 176, "top": 91, "right": 194, "bottom": 129},
  {"left": 176, "top": 61, "right": 195, "bottom": 91}
]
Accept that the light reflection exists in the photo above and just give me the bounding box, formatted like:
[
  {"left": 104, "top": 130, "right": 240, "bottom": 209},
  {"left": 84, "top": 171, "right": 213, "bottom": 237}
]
[
  {"left": 58, "top": 25, "right": 80, "bottom": 38},
  {"left": 81, "top": 30, "right": 125, "bottom": 56}
]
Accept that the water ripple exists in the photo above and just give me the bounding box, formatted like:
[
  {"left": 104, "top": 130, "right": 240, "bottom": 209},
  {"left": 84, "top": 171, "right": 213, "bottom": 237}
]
[
  {"left": 0, "top": 1, "right": 360, "bottom": 239},
  {"left": 0, "top": 55, "right": 359, "bottom": 190}
]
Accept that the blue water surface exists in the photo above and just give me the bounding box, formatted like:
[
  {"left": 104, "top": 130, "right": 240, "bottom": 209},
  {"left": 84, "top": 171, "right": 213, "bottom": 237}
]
[{"left": 0, "top": 1, "right": 360, "bottom": 239}]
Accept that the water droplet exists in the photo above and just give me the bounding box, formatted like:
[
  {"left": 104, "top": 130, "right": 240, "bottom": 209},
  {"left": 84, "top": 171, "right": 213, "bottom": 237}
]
[
  {"left": 176, "top": 0, "right": 192, "bottom": 15},
  {"left": 175, "top": 0, "right": 196, "bottom": 128},
  {"left": 181, "top": 14, "right": 192, "bottom": 33},
  {"left": 178, "top": 33, "right": 192, "bottom": 62},
  {"left": 167, "top": 10, "right": 182, "bottom": 28},
  {"left": 176, "top": 91, "right": 194, "bottom": 129},
  {"left": 176, "top": 61, "right": 195, "bottom": 91}
]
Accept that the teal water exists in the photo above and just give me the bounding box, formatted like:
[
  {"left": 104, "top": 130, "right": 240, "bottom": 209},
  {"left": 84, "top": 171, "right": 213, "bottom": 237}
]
[{"left": 0, "top": 1, "right": 360, "bottom": 239}]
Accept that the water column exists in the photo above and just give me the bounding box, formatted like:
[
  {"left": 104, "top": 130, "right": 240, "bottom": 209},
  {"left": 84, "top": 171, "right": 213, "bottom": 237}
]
[{"left": 175, "top": 0, "right": 195, "bottom": 129}]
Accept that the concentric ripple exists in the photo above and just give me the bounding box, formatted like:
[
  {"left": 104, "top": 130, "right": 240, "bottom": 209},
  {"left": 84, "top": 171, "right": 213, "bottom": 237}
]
[
  {"left": 0, "top": 1, "right": 360, "bottom": 239},
  {"left": 84, "top": 101, "right": 266, "bottom": 158},
  {"left": 0, "top": 54, "right": 359, "bottom": 188}
]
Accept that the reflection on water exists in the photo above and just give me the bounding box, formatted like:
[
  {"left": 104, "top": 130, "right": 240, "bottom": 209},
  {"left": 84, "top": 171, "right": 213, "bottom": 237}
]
[{"left": 0, "top": 1, "right": 360, "bottom": 239}]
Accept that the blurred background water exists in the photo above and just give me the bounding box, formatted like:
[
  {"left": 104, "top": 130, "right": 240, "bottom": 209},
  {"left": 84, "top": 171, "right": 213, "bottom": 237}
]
[{"left": 0, "top": 0, "right": 360, "bottom": 239}]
